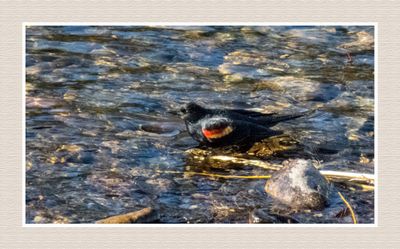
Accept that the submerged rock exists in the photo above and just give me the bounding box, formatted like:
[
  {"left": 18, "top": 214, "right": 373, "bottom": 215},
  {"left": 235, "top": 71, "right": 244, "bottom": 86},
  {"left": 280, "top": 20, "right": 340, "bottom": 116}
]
[
  {"left": 265, "top": 159, "right": 332, "bottom": 210},
  {"left": 249, "top": 208, "right": 291, "bottom": 224},
  {"left": 218, "top": 50, "right": 290, "bottom": 83},
  {"left": 339, "top": 31, "right": 374, "bottom": 52},
  {"left": 140, "top": 122, "right": 183, "bottom": 136},
  {"left": 26, "top": 96, "right": 58, "bottom": 109},
  {"left": 254, "top": 76, "right": 341, "bottom": 102}
]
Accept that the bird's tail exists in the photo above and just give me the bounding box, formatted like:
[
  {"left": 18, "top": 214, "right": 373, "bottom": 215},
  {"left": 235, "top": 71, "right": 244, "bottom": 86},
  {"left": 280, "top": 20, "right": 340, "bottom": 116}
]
[{"left": 259, "top": 108, "right": 317, "bottom": 126}]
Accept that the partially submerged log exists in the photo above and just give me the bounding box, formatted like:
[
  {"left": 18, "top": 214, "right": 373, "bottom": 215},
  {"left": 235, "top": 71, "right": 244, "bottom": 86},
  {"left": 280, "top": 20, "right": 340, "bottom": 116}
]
[{"left": 96, "top": 207, "right": 152, "bottom": 224}]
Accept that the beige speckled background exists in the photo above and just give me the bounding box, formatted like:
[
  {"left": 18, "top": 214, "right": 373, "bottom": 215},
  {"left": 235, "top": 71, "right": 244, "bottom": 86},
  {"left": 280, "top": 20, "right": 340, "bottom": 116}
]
[{"left": 1, "top": 0, "right": 399, "bottom": 248}]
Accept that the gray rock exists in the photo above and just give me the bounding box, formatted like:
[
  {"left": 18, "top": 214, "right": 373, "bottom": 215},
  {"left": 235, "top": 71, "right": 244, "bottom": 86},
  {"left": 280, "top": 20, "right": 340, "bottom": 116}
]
[{"left": 265, "top": 159, "right": 332, "bottom": 210}]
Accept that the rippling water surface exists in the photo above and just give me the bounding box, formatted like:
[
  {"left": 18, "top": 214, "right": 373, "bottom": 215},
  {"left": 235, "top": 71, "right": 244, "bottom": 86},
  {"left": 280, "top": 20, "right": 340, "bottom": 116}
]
[{"left": 26, "top": 25, "right": 374, "bottom": 224}]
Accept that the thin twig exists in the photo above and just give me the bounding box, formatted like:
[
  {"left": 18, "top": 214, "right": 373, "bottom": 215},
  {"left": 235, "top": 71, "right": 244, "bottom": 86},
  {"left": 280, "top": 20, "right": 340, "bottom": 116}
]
[
  {"left": 338, "top": 181, "right": 374, "bottom": 192},
  {"left": 338, "top": 191, "right": 358, "bottom": 224},
  {"left": 346, "top": 51, "right": 353, "bottom": 64},
  {"left": 319, "top": 170, "right": 374, "bottom": 184},
  {"left": 209, "top": 155, "right": 282, "bottom": 170},
  {"left": 157, "top": 170, "right": 271, "bottom": 179}
]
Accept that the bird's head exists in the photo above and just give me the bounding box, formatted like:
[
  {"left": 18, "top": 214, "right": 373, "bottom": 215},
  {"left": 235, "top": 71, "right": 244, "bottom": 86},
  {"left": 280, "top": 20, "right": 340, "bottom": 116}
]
[
  {"left": 200, "top": 116, "right": 233, "bottom": 141},
  {"left": 178, "top": 102, "right": 207, "bottom": 123}
]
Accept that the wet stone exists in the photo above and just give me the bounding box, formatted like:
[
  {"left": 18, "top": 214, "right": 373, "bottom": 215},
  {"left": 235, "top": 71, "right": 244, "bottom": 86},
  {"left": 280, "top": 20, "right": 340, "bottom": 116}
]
[
  {"left": 140, "top": 122, "right": 183, "bottom": 135},
  {"left": 171, "top": 136, "right": 199, "bottom": 150},
  {"left": 218, "top": 50, "right": 290, "bottom": 82},
  {"left": 249, "top": 208, "right": 289, "bottom": 224},
  {"left": 265, "top": 159, "right": 333, "bottom": 210},
  {"left": 254, "top": 76, "right": 341, "bottom": 102},
  {"left": 26, "top": 97, "right": 58, "bottom": 109},
  {"left": 339, "top": 31, "right": 374, "bottom": 52}
]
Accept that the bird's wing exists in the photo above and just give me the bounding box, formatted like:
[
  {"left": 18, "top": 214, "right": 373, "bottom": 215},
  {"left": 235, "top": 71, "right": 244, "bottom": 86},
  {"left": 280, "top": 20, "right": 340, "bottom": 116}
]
[
  {"left": 228, "top": 109, "right": 277, "bottom": 118},
  {"left": 253, "top": 112, "right": 306, "bottom": 126},
  {"left": 250, "top": 109, "right": 316, "bottom": 127},
  {"left": 233, "top": 120, "right": 283, "bottom": 143}
]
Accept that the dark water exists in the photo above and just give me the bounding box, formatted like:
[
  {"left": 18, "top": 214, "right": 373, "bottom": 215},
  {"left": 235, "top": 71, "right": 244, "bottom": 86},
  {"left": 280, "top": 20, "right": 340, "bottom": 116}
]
[{"left": 26, "top": 25, "right": 374, "bottom": 224}]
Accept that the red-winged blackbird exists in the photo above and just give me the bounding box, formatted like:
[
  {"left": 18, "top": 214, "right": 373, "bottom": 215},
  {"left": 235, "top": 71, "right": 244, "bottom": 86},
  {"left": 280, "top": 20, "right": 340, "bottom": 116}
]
[{"left": 179, "top": 102, "right": 308, "bottom": 148}]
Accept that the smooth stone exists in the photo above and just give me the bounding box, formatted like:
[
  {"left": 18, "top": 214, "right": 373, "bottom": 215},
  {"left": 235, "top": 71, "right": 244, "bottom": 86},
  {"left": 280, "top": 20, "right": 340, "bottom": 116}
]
[
  {"left": 140, "top": 122, "right": 180, "bottom": 134},
  {"left": 265, "top": 159, "right": 332, "bottom": 210}
]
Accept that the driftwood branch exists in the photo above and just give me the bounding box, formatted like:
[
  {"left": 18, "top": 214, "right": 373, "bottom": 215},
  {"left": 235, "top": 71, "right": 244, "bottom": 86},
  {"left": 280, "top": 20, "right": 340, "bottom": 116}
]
[
  {"left": 319, "top": 170, "right": 374, "bottom": 183},
  {"left": 207, "top": 155, "right": 374, "bottom": 186},
  {"left": 96, "top": 207, "right": 152, "bottom": 224}
]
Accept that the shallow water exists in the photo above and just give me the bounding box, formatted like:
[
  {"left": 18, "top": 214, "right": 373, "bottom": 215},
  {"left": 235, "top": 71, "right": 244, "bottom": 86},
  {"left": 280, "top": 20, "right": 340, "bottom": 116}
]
[{"left": 26, "top": 25, "right": 374, "bottom": 224}]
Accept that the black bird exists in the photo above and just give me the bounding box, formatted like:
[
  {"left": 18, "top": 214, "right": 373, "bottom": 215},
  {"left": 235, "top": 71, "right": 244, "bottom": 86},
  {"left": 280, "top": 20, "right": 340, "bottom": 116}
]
[{"left": 179, "top": 102, "right": 309, "bottom": 148}]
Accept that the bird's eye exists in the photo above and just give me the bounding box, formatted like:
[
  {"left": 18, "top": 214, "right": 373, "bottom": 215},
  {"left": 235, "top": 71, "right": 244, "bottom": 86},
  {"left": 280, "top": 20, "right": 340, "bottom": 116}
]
[{"left": 180, "top": 107, "right": 187, "bottom": 114}]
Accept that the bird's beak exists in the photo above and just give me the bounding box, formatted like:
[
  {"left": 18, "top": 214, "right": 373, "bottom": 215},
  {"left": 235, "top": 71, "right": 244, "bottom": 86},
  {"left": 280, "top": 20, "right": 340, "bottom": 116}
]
[{"left": 167, "top": 107, "right": 181, "bottom": 115}]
